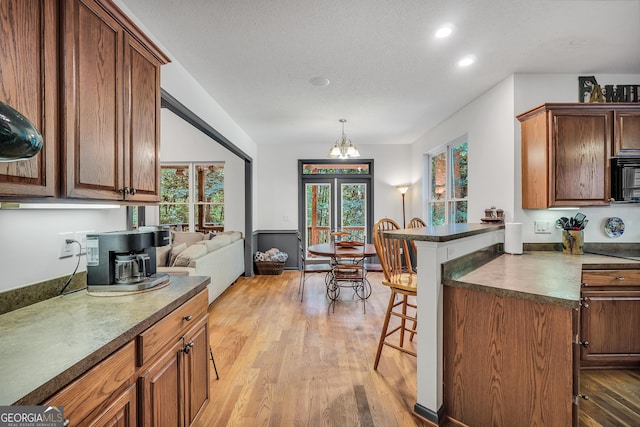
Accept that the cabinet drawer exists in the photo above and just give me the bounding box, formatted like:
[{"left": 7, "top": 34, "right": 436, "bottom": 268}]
[
  {"left": 137, "top": 289, "right": 208, "bottom": 366},
  {"left": 42, "top": 341, "right": 135, "bottom": 425},
  {"left": 582, "top": 270, "right": 640, "bottom": 286}
]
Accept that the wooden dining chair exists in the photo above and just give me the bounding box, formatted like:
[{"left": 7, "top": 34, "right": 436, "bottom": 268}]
[
  {"left": 372, "top": 217, "right": 418, "bottom": 370},
  {"left": 407, "top": 217, "right": 426, "bottom": 271},
  {"left": 297, "top": 233, "right": 332, "bottom": 302}
]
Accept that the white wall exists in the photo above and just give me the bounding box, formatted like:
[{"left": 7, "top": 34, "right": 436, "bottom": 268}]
[
  {"left": 408, "top": 75, "right": 516, "bottom": 224},
  {"left": 0, "top": 207, "right": 126, "bottom": 292},
  {"left": 145, "top": 109, "right": 246, "bottom": 233},
  {"left": 256, "top": 143, "right": 412, "bottom": 230},
  {"left": 513, "top": 73, "right": 640, "bottom": 244},
  {"left": 407, "top": 72, "right": 640, "bottom": 245}
]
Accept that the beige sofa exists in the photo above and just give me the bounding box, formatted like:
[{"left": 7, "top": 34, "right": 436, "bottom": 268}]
[{"left": 156, "top": 231, "right": 244, "bottom": 304}]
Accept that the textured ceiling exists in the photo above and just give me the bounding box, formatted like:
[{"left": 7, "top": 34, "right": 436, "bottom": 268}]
[{"left": 119, "top": 0, "right": 640, "bottom": 147}]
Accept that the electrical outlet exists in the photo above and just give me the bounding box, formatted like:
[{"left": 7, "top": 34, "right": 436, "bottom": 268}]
[
  {"left": 74, "top": 230, "right": 94, "bottom": 255},
  {"left": 534, "top": 221, "right": 552, "bottom": 234},
  {"left": 58, "top": 232, "right": 74, "bottom": 258}
]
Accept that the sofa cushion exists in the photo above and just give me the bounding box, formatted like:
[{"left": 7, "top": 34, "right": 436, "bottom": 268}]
[
  {"left": 156, "top": 244, "right": 172, "bottom": 267},
  {"left": 173, "top": 243, "right": 208, "bottom": 267},
  {"left": 168, "top": 242, "right": 187, "bottom": 266},
  {"left": 172, "top": 231, "right": 206, "bottom": 247}
]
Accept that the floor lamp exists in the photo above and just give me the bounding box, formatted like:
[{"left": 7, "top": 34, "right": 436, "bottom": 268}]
[{"left": 396, "top": 185, "right": 409, "bottom": 228}]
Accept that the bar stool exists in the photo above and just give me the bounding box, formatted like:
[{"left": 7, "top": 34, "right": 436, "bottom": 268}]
[{"left": 372, "top": 217, "right": 418, "bottom": 370}]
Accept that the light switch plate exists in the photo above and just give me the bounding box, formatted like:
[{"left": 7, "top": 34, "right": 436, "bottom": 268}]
[{"left": 534, "top": 221, "right": 552, "bottom": 234}]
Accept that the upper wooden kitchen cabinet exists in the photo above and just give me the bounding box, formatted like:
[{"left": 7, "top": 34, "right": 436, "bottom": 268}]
[
  {"left": 0, "top": 0, "right": 59, "bottom": 198},
  {"left": 614, "top": 109, "right": 640, "bottom": 155},
  {"left": 61, "top": 0, "right": 169, "bottom": 202},
  {"left": 518, "top": 104, "right": 612, "bottom": 208},
  {"left": 518, "top": 103, "right": 640, "bottom": 209}
]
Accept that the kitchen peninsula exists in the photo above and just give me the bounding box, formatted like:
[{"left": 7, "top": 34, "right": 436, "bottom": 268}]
[
  {"left": 383, "top": 224, "right": 639, "bottom": 426},
  {"left": 0, "top": 275, "right": 211, "bottom": 426}
]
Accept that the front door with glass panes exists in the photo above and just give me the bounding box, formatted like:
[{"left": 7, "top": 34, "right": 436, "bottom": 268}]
[{"left": 299, "top": 161, "right": 373, "bottom": 258}]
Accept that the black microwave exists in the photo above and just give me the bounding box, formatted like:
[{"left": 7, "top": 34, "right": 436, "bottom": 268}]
[{"left": 611, "top": 157, "right": 640, "bottom": 202}]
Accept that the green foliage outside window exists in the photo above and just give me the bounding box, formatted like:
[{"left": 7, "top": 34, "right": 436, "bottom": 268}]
[{"left": 160, "top": 164, "right": 224, "bottom": 230}]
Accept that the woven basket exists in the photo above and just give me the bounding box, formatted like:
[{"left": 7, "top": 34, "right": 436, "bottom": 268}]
[{"left": 255, "top": 260, "right": 285, "bottom": 275}]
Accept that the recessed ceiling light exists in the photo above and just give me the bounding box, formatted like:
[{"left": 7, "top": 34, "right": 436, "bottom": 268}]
[
  {"left": 434, "top": 25, "right": 454, "bottom": 39},
  {"left": 457, "top": 55, "right": 476, "bottom": 67},
  {"left": 309, "top": 76, "right": 330, "bottom": 87}
]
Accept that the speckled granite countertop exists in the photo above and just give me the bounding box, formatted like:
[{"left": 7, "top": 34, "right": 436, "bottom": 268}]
[
  {"left": 444, "top": 252, "right": 640, "bottom": 308},
  {"left": 0, "top": 276, "right": 210, "bottom": 406},
  {"left": 384, "top": 223, "right": 503, "bottom": 242}
]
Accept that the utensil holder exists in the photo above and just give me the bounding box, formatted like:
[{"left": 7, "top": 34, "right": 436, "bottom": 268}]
[{"left": 562, "top": 230, "right": 584, "bottom": 255}]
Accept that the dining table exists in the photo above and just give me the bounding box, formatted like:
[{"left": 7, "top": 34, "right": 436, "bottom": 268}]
[
  {"left": 306, "top": 242, "right": 377, "bottom": 259},
  {"left": 307, "top": 242, "right": 377, "bottom": 311}
]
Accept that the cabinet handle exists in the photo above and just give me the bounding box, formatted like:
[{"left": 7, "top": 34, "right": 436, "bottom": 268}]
[
  {"left": 615, "top": 276, "right": 625, "bottom": 281},
  {"left": 183, "top": 341, "right": 194, "bottom": 354},
  {"left": 578, "top": 394, "right": 589, "bottom": 400},
  {"left": 580, "top": 297, "right": 589, "bottom": 309},
  {"left": 117, "top": 187, "right": 137, "bottom": 196},
  {"left": 581, "top": 282, "right": 588, "bottom": 287},
  {"left": 579, "top": 340, "right": 589, "bottom": 348},
  {"left": 63, "top": 419, "right": 70, "bottom": 427},
  {"left": 182, "top": 315, "right": 192, "bottom": 321},
  {"left": 129, "top": 187, "right": 136, "bottom": 195}
]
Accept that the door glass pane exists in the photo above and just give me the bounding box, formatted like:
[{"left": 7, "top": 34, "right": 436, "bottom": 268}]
[
  {"left": 451, "top": 142, "right": 468, "bottom": 199},
  {"left": 431, "top": 152, "right": 447, "bottom": 200},
  {"left": 340, "top": 183, "right": 366, "bottom": 241},
  {"left": 302, "top": 163, "right": 369, "bottom": 174},
  {"left": 305, "top": 183, "right": 331, "bottom": 247}
]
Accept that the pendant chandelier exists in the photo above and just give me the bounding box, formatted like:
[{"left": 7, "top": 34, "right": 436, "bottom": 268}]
[{"left": 328, "top": 119, "right": 360, "bottom": 159}]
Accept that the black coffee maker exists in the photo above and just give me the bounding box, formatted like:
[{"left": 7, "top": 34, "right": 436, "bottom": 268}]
[{"left": 86, "top": 226, "right": 170, "bottom": 292}]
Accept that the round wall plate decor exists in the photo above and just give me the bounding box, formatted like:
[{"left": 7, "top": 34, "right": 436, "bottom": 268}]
[{"left": 604, "top": 217, "right": 625, "bottom": 238}]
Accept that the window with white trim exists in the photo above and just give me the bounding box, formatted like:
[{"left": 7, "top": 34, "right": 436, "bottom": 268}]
[
  {"left": 426, "top": 139, "right": 468, "bottom": 225},
  {"left": 159, "top": 163, "right": 224, "bottom": 232}
]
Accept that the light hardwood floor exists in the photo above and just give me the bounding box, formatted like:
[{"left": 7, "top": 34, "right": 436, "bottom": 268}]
[
  {"left": 198, "top": 270, "right": 430, "bottom": 427},
  {"left": 197, "top": 270, "right": 639, "bottom": 427}
]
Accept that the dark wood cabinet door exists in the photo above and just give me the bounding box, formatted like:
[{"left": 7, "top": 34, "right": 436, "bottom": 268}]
[
  {"left": 62, "top": 0, "right": 124, "bottom": 200},
  {"left": 138, "top": 340, "right": 183, "bottom": 427},
  {"left": 614, "top": 109, "right": 640, "bottom": 155},
  {"left": 550, "top": 109, "right": 611, "bottom": 206},
  {"left": 580, "top": 289, "right": 640, "bottom": 367},
  {"left": 183, "top": 316, "right": 210, "bottom": 426},
  {"left": 0, "top": 0, "right": 58, "bottom": 198},
  {"left": 123, "top": 33, "right": 162, "bottom": 202}
]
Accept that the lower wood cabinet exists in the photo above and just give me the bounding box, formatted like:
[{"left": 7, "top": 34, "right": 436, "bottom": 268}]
[
  {"left": 138, "top": 314, "right": 209, "bottom": 427},
  {"left": 580, "top": 269, "right": 640, "bottom": 367},
  {"left": 42, "top": 290, "right": 209, "bottom": 427}
]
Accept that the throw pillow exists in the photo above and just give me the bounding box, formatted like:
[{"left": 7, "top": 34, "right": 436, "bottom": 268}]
[
  {"left": 173, "top": 243, "right": 208, "bottom": 267},
  {"left": 168, "top": 242, "right": 187, "bottom": 266},
  {"left": 155, "top": 244, "right": 172, "bottom": 267}
]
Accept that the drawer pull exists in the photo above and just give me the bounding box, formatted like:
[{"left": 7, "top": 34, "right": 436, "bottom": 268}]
[
  {"left": 616, "top": 276, "right": 625, "bottom": 281},
  {"left": 183, "top": 341, "right": 194, "bottom": 354},
  {"left": 182, "top": 315, "right": 193, "bottom": 321}
]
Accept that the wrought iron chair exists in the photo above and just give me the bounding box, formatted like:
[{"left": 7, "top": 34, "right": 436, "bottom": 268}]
[
  {"left": 372, "top": 217, "right": 418, "bottom": 370},
  {"left": 298, "top": 232, "right": 332, "bottom": 302},
  {"left": 326, "top": 231, "right": 371, "bottom": 312}
]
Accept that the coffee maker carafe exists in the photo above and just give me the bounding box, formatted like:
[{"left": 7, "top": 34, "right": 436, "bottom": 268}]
[
  {"left": 114, "top": 253, "right": 151, "bottom": 284},
  {"left": 86, "top": 227, "right": 170, "bottom": 292}
]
